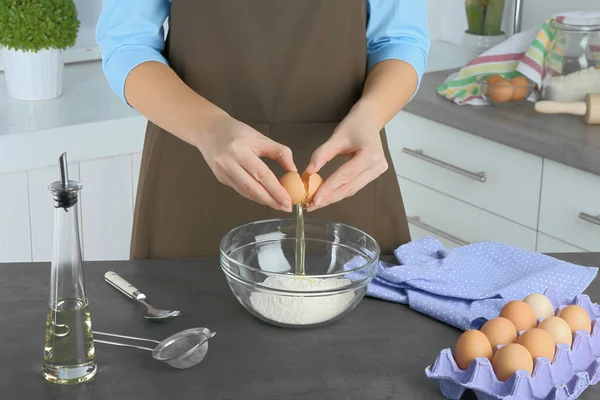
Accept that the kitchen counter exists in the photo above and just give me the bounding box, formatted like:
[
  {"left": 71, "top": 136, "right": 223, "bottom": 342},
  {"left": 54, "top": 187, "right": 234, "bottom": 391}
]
[
  {"left": 0, "top": 62, "right": 145, "bottom": 175},
  {"left": 2, "top": 253, "right": 600, "bottom": 399},
  {"left": 404, "top": 69, "right": 600, "bottom": 177}
]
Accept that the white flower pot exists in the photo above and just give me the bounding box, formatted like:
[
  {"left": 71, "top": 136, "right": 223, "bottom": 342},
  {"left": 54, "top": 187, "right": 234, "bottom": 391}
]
[
  {"left": 1, "top": 47, "right": 64, "bottom": 101},
  {"left": 462, "top": 31, "right": 508, "bottom": 62}
]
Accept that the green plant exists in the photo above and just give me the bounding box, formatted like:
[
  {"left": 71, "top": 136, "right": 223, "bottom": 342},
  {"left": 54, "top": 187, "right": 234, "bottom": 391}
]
[
  {"left": 465, "top": 0, "right": 505, "bottom": 36},
  {"left": 0, "top": 0, "right": 80, "bottom": 52}
]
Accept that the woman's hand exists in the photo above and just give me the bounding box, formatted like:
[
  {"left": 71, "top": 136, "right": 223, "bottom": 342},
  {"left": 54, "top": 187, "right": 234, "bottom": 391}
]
[
  {"left": 121, "top": 62, "right": 295, "bottom": 212},
  {"left": 303, "top": 105, "right": 388, "bottom": 211},
  {"left": 193, "top": 114, "right": 295, "bottom": 212}
]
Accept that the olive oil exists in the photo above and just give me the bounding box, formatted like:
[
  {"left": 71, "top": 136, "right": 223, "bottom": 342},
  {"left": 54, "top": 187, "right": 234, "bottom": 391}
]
[
  {"left": 295, "top": 204, "right": 306, "bottom": 275},
  {"left": 43, "top": 298, "right": 96, "bottom": 384},
  {"left": 43, "top": 152, "right": 97, "bottom": 384}
]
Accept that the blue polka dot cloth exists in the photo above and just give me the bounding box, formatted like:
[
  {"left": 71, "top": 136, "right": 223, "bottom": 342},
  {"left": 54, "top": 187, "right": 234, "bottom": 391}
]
[{"left": 345, "top": 236, "right": 598, "bottom": 331}]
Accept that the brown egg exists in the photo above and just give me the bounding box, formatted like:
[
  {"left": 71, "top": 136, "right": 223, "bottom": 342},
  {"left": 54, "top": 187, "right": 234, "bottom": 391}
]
[
  {"left": 480, "top": 317, "right": 517, "bottom": 351},
  {"left": 279, "top": 171, "right": 323, "bottom": 206},
  {"left": 509, "top": 76, "right": 530, "bottom": 101},
  {"left": 516, "top": 328, "right": 556, "bottom": 362},
  {"left": 538, "top": 316, "right": 573, "bottom": 347},
  {"left": 499, "top": 300, "right": 538, "bottom": 332},
  {"left": 453, "top": 330, "right": 493, "bottom": 370},
  {"left": 487, "top": 79, "right": 514, "bottom": 103},
  {"left": 558, "top": 305, "right": 592, "bottom": 334},
  {"left": 487, "top": 74, "right": 504, "bottom": 84},
  {"left": 279, "top": 172, "right": 307, "bottom": 205},
  {"left": 301, "top": 172, "right": 323, "bottom": 204},
  {"left": 492, "top": 343, "right": 534, "bottom": 382}
]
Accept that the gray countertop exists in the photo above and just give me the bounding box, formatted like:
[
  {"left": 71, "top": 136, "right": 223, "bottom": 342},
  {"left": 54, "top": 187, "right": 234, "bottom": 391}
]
[
  {"left": 2, "top": 253, "right": 600, "bottom": 400},
  {"left": 403, "top": 69, "right": 600, "bottom": 177}
]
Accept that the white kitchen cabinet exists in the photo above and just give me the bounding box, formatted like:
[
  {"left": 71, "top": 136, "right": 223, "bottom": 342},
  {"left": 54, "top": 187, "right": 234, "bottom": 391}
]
[
  {"left": 28, "top": 162, "right": 82, "bottom": 262},
  {"left": 408, "top": 221, "right": 462, "bottom": 250},
  {"left": 539, "top": 160, "right": 600, "bottom": 251},
  {"left": 79, "top": 155, "right": 134, "bottom": 261},
  {"left": 0, "top": 172, "right": 31, "bottom": 262},
  {"left": 398, "top": 176, "right": 537, "bottom": 251},
  {"left": 387, "top": 112, "right": 542, "bottom": 230},
  {"left": 536, "top": 233, "right": 587, "bottom": 253}
]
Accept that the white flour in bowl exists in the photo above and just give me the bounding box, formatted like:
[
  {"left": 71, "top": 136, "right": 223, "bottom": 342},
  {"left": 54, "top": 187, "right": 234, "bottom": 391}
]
[
  {"left": 249, "top": 275, "right": 356, "bottom": 325},
  {"left": 543, "top": 67, "right": 600, "bottom": 102}
]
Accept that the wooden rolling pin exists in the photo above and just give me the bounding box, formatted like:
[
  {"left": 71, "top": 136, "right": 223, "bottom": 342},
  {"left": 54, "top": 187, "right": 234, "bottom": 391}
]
[{"left": 534, "top": 94, "right": 600, "bottom": 124}]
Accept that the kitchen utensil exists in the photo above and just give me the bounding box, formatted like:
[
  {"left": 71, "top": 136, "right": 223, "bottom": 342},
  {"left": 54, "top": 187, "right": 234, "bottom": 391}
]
[
  {"left": 104, "top": 271, "right": 181, "bottom": 320},
  {"left": 219, "top": 218, "right": 379, "bottom": 329},
  {"left": 534, "top": 93, "right": 600, "bottom": 124},
  {"left": 93, "top": 328, "right": 216, "bottom": 369}
]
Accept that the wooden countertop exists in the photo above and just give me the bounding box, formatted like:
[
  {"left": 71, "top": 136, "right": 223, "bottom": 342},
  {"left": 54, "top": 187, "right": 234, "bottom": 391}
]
[{"left": 403, "top": 69, "right": 600, "bottom": 176}]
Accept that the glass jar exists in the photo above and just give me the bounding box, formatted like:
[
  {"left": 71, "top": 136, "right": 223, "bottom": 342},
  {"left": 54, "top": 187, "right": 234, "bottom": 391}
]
[{"left": 541, "top": 17, "right": 600, "bottom": 102}]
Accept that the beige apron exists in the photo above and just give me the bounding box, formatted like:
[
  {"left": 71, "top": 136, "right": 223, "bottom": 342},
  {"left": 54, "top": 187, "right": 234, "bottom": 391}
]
[{"left": 131, "top": 0, "right": 411, "bottom": 259}]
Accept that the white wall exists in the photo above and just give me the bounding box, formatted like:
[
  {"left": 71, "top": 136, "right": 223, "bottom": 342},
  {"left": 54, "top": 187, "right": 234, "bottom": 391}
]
[
  {"left": 522, "top": 0, "right": 599, "bottom": 30},
  {"left": 433, "top": 0, "right": 598, "bottom": 45},
  {"left": 72, "top": 0, "right": 103, "bottom": 49},
  {"left": 427, "top": 0, "right": 443, "bottom": 40}
]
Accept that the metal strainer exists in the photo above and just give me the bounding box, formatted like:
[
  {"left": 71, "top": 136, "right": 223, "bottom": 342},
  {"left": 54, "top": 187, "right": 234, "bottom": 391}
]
[{"left": 93, "top": 327, "right": 216, "bottom": 369}]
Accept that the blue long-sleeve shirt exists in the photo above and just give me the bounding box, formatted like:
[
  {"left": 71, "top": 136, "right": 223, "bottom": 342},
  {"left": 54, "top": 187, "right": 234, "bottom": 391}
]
[{"left": 96, "top": 0, "right": 430, "bottom": 104}]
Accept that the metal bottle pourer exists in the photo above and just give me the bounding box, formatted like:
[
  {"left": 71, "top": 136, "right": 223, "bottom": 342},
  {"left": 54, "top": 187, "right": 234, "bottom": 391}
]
[{"left": 49, "top": 153, "right": 81, "bottom": 211}]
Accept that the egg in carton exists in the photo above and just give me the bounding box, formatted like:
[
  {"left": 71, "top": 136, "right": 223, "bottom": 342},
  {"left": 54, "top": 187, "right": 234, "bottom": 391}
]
[{"left": 425, "top": 288, "right": 600, "bottom": 399}]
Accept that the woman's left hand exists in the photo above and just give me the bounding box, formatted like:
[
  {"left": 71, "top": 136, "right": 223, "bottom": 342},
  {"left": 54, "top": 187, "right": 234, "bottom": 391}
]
[{"left": 303, "top": 106, "right": 388, "bottom": 211}]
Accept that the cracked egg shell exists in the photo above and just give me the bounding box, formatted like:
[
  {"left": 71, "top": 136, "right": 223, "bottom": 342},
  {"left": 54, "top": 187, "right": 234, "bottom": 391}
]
[
  {"left": 279, "top": 171, "right": 323, "bottom": 205},
  {"left": 302, "top": 172, "right": 323, "bottom": 204}
]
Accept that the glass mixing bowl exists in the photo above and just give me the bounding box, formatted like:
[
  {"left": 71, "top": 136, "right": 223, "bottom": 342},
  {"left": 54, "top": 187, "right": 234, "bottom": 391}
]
[{"left": 219, "top": 218, "right": 380, "bottom": 329}]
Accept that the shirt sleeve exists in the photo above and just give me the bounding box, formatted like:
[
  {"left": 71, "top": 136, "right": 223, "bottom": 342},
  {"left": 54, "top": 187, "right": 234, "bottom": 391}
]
[
  {"left": 96, "top": 0, "right": 171, "bottom": 104},
  {"left": 366, "top": 0, "right": 431, "bottom": 88}
]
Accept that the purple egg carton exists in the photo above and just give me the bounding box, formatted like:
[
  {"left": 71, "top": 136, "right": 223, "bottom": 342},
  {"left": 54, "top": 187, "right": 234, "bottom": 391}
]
[{"left": 425, "top": 288, "right": 600, "bottom": 399}]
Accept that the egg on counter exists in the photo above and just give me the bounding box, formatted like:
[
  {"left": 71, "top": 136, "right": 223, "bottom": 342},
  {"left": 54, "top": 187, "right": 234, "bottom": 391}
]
[
  {"left": 487, "top": 79, "right": 514, "bottom": 103},
  {"left": 492, "top": 343, "right": 534, "bottom": 382},
  {"left": 279, "top": 171, "right": 323, "bottom": 205},
  {"left": 487, "top": 74, "right": 505, "bottom": 85},
  {"left": 523, "top": 293, "right": 555, "bottom": 320},
  {"left": 509, "top": 76, "right": 530, "bottom": 101},
  {"left": 480, "top": 317, "right": 517, "bottom": 351},
  {"left": 453, "top": 330, "right": 493, "bottom": 370},
  {"left": 557, "top": 305, "right": 592, "bottom": 334},
  {"left": 538, "top": 316, "right": 573, "bottom": 347},
  {"left": 499, "top": 300, "right": 538, "bottom": 332},
  {"left": 484, "top": 74, "right": 533, "bottom": 103},
  {"left": 516, "top": 328, "right": 556, "bottom": 363}
]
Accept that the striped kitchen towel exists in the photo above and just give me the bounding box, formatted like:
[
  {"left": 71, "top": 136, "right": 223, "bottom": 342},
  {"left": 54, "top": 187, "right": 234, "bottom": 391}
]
[{"left": 437, "top": 11, "right": 600, "bottom": 106}]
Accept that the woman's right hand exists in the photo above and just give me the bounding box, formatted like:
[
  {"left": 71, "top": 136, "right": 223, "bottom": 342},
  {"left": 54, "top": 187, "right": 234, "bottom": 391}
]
[{"left": 193, "top": 113, "right": 295, "bottom": 212}]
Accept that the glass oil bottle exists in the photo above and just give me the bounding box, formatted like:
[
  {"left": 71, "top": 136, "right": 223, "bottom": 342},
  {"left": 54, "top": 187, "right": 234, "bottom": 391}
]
[{"left": 42, "top": 152, "right": 97, "bottom": 384}]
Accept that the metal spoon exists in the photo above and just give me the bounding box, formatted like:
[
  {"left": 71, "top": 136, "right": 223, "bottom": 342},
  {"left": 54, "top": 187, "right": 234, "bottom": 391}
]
[{"left": 104, "top": 271, "right": 181, "bottom": 321}]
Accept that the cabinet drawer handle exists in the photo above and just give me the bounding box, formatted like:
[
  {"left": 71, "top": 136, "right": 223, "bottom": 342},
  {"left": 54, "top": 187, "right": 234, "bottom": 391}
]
[
  {"left": 579, "top": 212, "right": 600, "bottom": 226},
  {"left": 402, "top": 148, "right": 486, "bottom": 183},
  {"left": 407, "top": 216, "right": 470, "bottom": 246}
]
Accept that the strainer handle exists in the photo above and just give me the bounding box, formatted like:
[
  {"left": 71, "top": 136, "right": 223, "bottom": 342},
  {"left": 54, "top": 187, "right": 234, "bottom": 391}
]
[
  {"left": 93, "top": 339, "right": 155, "bottom": 352},
  {"left": 93, "top": 331, "right": 162, "bottom": 345}
]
